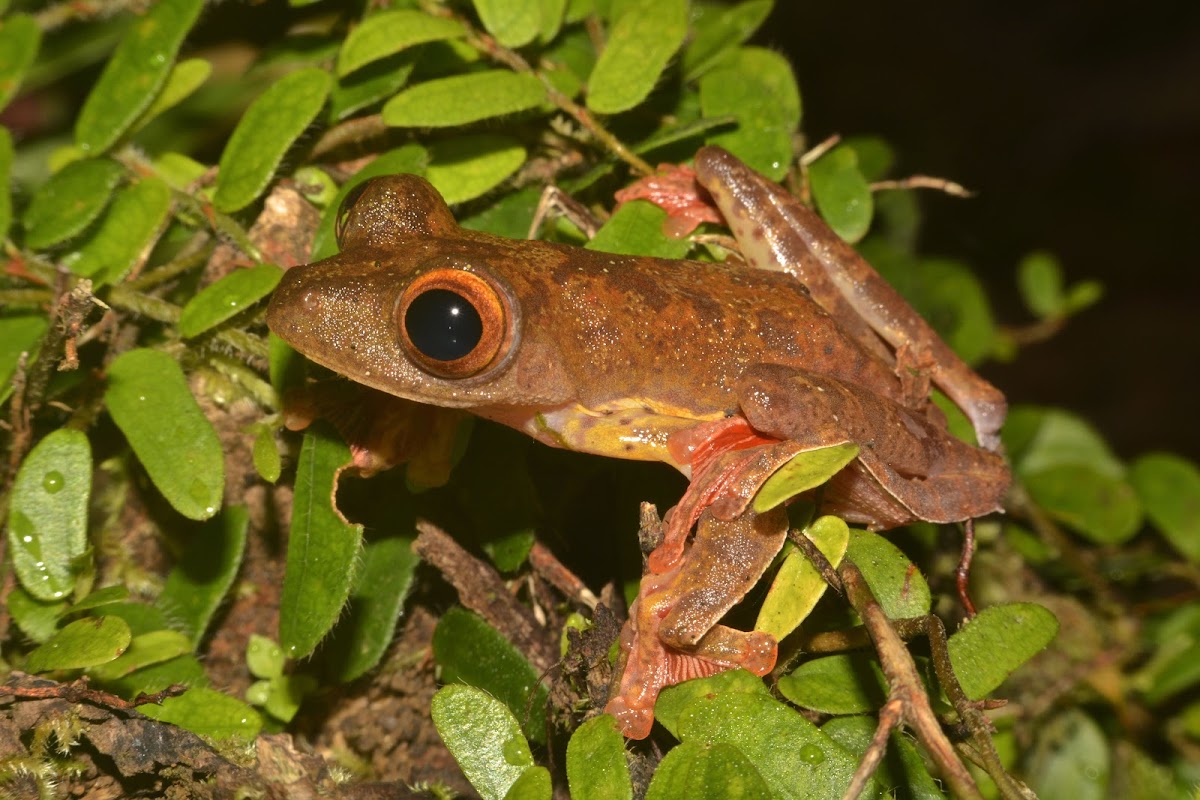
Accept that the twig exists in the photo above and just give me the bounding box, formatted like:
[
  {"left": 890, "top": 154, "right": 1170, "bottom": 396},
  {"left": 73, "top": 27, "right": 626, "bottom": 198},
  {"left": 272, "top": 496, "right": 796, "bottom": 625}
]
[{"left": 869, "top": 176, "right": 973, "bottom": 197}]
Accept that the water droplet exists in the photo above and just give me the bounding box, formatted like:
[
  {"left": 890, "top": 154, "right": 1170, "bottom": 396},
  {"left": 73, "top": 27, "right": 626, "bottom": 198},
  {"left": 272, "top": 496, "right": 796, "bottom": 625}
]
[
  {"left": 22, "top": 535, "right": 32, "bottom": 544},
  {"left": 798, "top": 743, "right": 825, "bottom": 765},
  {"left": 43, "top": 471, "right": 65, "bottom": 493},
  {"left": 52, "top": 591, "right": 64, "bottom": 599}
]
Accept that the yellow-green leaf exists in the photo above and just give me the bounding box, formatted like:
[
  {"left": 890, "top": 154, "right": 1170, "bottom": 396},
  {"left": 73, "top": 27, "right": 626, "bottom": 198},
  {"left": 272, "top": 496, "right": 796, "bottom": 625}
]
[
  {"left": 1130, "top": 452, "right": 1200, "bottom": 562},
  {"left": 756, "top": 515, "right": 849, "bottom": 640},
  {"left": 587, "top": 0, "right": 687, "bottom": 114},
  {"left": 426, "top": 134, "right": 527, "bottom": 205},
  {"left": 948, "top": 602, "right": 1059, "bottom": 700},
  {"left": 213, "top": 68, "right": 332, "bottom": 213},
  {"left": 473, "top": 0, "right": 541, "bottom": 48},
  {"left": 845, "top": 528, "right": 931, "bottom": 619},
  {"left": 75, "top": 0, "right": 204, "bottom": 154},
  {"left": 337, "top": 10, "right": 465, "bottom": 76},
  {"left": 87, "top": 630, "right": 192, "bottom": 682},
  {"left": 26, "top": 616, "right": 132, "bottom": 672},
  {"left": 105, "top": 348, "right": 225, "bottom": 521},
  {"left": 701, "top": 47, "right": 800, "bottom": 180},
  {"left": 382, "top": 70, "right": 546, "bottom": 128},
  {"left": 8, "top": 429, "right": 92, "bottom": 601},
  {"left": 754, "top": 443, "right": 859, "bottom": 513},
  {"left": 566, "top": 715, "right": 632, "bottom": 800},
  {"left": 178, "top": 264, "right": 283, "bottom": 338},
  {"left": 139, "top": 687, "right": 262, "bottom": 741},
  {"left": 129, "top": 57, "right": 212, "bottom": 134}
]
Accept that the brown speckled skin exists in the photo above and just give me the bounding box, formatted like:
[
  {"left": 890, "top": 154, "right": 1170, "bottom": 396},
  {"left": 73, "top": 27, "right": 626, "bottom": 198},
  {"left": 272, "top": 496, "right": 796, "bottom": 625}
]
[{"left": 267, "top": 173, "right": 905, "bottom": 430}]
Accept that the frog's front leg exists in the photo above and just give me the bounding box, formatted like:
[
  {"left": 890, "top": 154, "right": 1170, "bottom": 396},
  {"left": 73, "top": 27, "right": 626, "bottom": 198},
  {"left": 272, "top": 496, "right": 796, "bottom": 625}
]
[
  {"left": 605, "top": 505, "right": 788, "bottom": 739},
  {"left": 694, "top": 145, "right": 1007, "bottom": 451}
]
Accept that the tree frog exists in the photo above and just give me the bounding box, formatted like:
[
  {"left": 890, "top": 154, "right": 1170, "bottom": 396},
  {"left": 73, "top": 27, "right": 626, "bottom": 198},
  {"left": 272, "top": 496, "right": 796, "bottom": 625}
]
[{"left": 266, "top": 146, "right": 1010, "bottom": 739}]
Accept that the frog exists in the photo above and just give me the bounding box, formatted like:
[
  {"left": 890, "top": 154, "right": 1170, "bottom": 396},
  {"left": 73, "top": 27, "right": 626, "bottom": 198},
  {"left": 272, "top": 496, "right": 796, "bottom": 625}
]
[{"left": 265, "top": 145, "right": 1010, "bottom": 739}]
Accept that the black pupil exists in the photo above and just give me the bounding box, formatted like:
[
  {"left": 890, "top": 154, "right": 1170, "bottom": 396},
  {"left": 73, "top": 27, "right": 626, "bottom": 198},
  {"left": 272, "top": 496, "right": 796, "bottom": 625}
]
[{"left": 404, "top": 289, "right": 484, "bottom": 362}]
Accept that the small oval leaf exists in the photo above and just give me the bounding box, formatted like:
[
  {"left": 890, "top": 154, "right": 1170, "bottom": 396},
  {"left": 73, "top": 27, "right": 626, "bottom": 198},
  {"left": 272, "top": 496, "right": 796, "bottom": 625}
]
[
  {"left": 178, "top": 264, "right": 284, "bottom": 338},
  {"left": 753, "top": 443, "right": 860, "bottom": 513},
  {"left": 948, "top": 602, "right": 1059, "bottom": 700},
  {"left": 23, "top": 158, "right": 124, "bottom": 249},
  {"left": 130, "top": 57, "right": 213, "bottom": 134},
  {"left": 105, "top": 348, "right": 225, "bottom": 521},
  {"left": 8, "top": 429, "right": 92, "bottom": 601},
  {"left": 382, "top": 70, "right": 546, "bottom": 128},
  {"left": 473, "top": 0, "right": 541, "bottom": 48},
  {"left": 1017, "top": 251, "right": 1066, "bottom": 319},
  {"left": 64, "top": 176, "right": 172, "bottom": 284},
  {"left": 1025, "top": 464, "right": 1142, "bottom": 544},
  {"left": 426, "top": 134, "right": 527, "bottom": 206},
  {"left": 1129, "top": 452, "right": 1200, "bottom": 562},
  {"left": 587, "top": 201, "right": 691, "bottom": 259},
  {"left": 0, "top": 315, "right": 48, "bottom": 404},
  {"left": 25, "top": 616, "right": 132, "bottom": 672},
  {"left": 566, "top": 715, "right": 632, "bottom": 800},
  {"left": 75, "top": 0, "right": 205, "bottom": 154},
  {"left": 779, "top": 653, "right": 889, "bottom": 714},
  {"left": 809, "top": 145, "right": 873, "bottom": 244},
  {"left": 0, "top": 14, "right": 41, "bottom": 111},
  {"left": 432, "top": 684, "right": 535, "bottom": 800},
  {"left": 845, "top": 528, "right": 931, "bottom": 619},
  {"left": 587, "top": 0, "right": 688, "bottom": 114},
  {"left": 338, "top": 10, "right": 465, "bottom": 76},
  {"left": 252, "top": 426, "right": 282, "bottom": 484},
  {"left": 756, "top": 515, "right": 849, "bottom": 640},
  {"left": 213, "top": 68, "right": 332, "bottom": 213},
  {"left": 278, "top": 424, "right": 363, "bottom": 658},
  {"left": 87, "top": 630, "right": 193, "bottom": 682},
  {"left": 158, "top": 505, "right": 249, "bottom": 647},
  {"left": 646, "top": 740, "right": 771, "bottom": 800},
  {"left": 682, "top": 0, "right": 774, "bottom": 80},
  {"left": 138, "top": 686, "right": 262, "bottom": 741}
]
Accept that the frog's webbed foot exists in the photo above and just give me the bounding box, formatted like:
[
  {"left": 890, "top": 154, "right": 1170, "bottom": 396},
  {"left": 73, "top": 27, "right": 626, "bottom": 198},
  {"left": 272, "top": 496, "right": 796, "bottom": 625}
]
[{"left": 605, "top": 507, "right": 788, "bottom": 739}]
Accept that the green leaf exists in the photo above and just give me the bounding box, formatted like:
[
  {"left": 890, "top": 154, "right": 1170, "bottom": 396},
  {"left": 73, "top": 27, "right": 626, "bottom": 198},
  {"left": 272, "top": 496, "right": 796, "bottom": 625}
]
[
  {"left": 7, "top": 587, "right": 67, "bottom": 644},
  {"left": 820, "top": 716, "right": 945, "bottom": 799},
  {"left": 504, "top": 766, "right": 552, "bottom": 800},
  {"left": 461, "top": 186, "right": 541, "bottom": 238},
  {"left": 252, "top": 426, "right": 282, "bottom": 484},
  {"left": 431, "top": 684, "right": 537, "bottom": 800},
  {"left": 646, "top": 741, "right": 772, "bottom": 800},
  {"left": 587, "top": 201, "right": 692, "bottom": 259},
  {"left": 1025, "top": 710, "right": 1109, "bottom": 800},
  {"left": 586, "top": 0, "right": 687, "bottom": 114},
  {"left": 0, "top": 14, "right": 41, "bottom": 111},
  {"left": 757, "top": 515, "right": 849, "bottom": 640},
  {"left": 566, "top": 716, "right": 632, "bottom": 800},
  {"left": 213, "top": 68, "right": 332, "bottom": 213},
  {"left": 472, "top": 0, "right": 541, "bottom": 48},
  {"left": 262, "top": 673, "right": 317, "bottom": 723},
  {"left": 25, "top": 616, "right": 132, "bottom": 672},
  {"left": 0, "top": 126, "right": 11, "bottom": 239},
  {"left": 427, "top": 134, "right": 528, "bottom": 205},
  {"left": 1063, "top": 279, "right": 1103, "bottom": 314},
  {"left": 682, "top": 0, "right": 774, "bottom": 80},
  {"left": 138, "top": 686, "right": 262, "bottom": 741},
  {"left": 1003, "top": 406, "right": 1125, "bottom": 480},
  {"left": 178, "top": 264, "right": 284, "bottom": 338},
  {"left": 1017, "top": 251, "right": 1066, "bottom": 319},
  {"left": 22, "top": 157, "right": 124, "bottom": 249},
  {"left": 330, "top": 51, "right": 419, "bottom": 120},
  {"left": 75, "top": 0, "right": 204, "bottom": 154},
  {"left": 948, "top": 602, "right": 1059, "bottom": 699},
  {"left": 842, "top": 136, "right": 896, "bottom": 182},
  {"left": 809, "top": 145, "right": 874, "bottom": 244},
  {"left": 279, "top": 425, "right": 363, "bottom": 659},
  {"left": 1129, "top": 452, "right": 1200, "bottom": 562},
  {"left": 129, "top": 57, "right": 212, "bottom": 134},
  {"left": 63, "top": 176, "right": 172, "bottom": 284},
  {"left": 310, "top": 143, "right": 428, "bottom": 260},
  {"left": 8, "top": 429, "right": 92, "bottom": 601},
  {"left": 1025, "top": 464, "right": 1142, "bottom": 544},
  {"left": 382, "top": 70, "right": 546, "bottom": 128},
  {"left": 676, "top": 692, "right": 864, "bottom": 799},
  {"left": 0, "top": 315, "right": 48, "bottom": 404},
  {"left": 701, "top": 47, "right": 801, "bottom": 180},
  {"left": 753, "top": 443, "right": 860, "bottom": 513},
  {"left": 655, "top": 670, "right": 771, "bottom": 737},
  {"left": 65, "top": 585, "right": 129, "bottom": 615},
  {"left": 337, "top": 10, "right": 465, "bottom": 76},
  {"left": 778, "top": 653, "right": 889, "bottom": 714},
  {"left": 105, "top": 348, "right": 225, "bottom": 521},
  {"left": 247, "top": 634, "right": 286, "bottom": 680},
  {"left": 87, "top": 630, "right": 192, "bottom": 682},
  {"left": 433, "top": 608, "right": 549, "bottom": 743},
  {"left": 537, "top": 0, "right": 568, "bottom": 43},
  {"left": 329, "top": 533, "right": 420, "bottom": 682},
  {"left": 158, "top": 506, "right": 249, "bottom": 647},
  {"left": 845, "top": 528, "right": 932, "bottom": 619},
  {"left": 877, "top": 256, "right": 997, "bottom": 366}
]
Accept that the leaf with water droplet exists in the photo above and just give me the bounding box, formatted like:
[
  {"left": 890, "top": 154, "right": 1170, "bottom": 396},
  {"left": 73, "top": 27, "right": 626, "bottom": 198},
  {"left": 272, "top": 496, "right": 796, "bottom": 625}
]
[
  {"left": 25, "top": 616, "right": 131, "bottom": 672},
  {"left": 178, "top": 264, "right": 283, "bottom": 338},
  {"left": 8, "top": 429, "right": 92, "bottom": 601},
  {"left": 105, "top": 348, "right": 224, "bottom": 520}
]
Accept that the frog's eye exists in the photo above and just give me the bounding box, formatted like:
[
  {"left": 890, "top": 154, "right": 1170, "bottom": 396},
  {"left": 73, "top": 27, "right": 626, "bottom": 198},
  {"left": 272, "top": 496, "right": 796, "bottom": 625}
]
[
  {"left": 397, "top": 269, "right": 510, "bottom": 379},
  {"left": 335, "top": 180, "right": 374, "bottom": 247}
]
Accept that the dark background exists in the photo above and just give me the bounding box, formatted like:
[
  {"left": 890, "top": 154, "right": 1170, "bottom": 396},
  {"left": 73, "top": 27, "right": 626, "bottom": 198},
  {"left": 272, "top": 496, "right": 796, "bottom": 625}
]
[{"left": 763, "top": 1, "right": 1200, "bottom": 462}]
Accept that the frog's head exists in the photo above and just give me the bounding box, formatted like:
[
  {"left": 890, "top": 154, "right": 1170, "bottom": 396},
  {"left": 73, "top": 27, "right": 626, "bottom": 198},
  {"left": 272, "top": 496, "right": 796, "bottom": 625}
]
[{"left": 266, "top": 175, "right": 575, "bottom": 410}]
